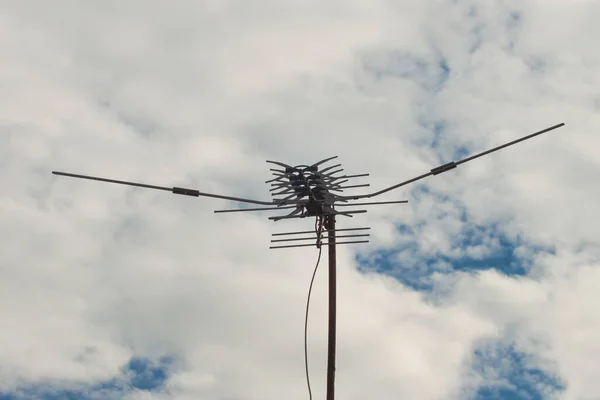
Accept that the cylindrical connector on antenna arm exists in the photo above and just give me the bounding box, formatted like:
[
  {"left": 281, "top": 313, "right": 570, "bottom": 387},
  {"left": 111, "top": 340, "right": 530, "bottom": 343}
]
[
  {"left": 172, "top": 187, "right": 200, "bottom": 196},
  {"left": 431, "top": 161, "right": 457, "bottom": 175}
]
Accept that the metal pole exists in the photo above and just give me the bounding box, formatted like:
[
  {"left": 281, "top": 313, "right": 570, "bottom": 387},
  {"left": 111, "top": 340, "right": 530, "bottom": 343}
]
[{"left": 326, "top": 215, "right": 337, "bottom": 400}]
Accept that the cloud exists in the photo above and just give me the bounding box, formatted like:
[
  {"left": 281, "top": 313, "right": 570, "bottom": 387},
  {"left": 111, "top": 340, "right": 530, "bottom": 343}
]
[{"left": 1, "top": 1, "right": 599, "bottom": 399}]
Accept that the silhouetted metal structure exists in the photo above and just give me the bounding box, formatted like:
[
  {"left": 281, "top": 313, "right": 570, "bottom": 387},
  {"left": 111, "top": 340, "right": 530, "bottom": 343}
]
[{"left": 52, "top": 122, "right": 565, "bottom": 400}]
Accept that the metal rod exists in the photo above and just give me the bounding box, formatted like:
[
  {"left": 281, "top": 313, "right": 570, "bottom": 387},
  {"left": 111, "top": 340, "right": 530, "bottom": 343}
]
[
  {"left": 336, "top": 200, "right": 408, "bottom": 206},
  {"left": 52, "top": 171, "right": 173, "bottom": 192},
  {"left": 333, "top": 210, "right": 367, "bottom": 218},
  {"left": 326, "top": 215, "right": 337, "bottom": 400},
  {"left": 268, "top": 240, "right": 368, "bottom": 249},
  {"left": 272, "top": 192, "right": 298, "bottom": 203},
  {"left": 214, "top": 206, "right": 297, "bottom": 213},
  {"left": 52, "top": 171, "right": 282, "bottom": 206},
  {"left": 337, "top": 184, "right": 370, "bottom": 189},
  {"left": 271, "top": 234, "right": 369, "bottom": 243},
  {"left": 319, "top": 164, "right": 342, "bottom": 173},
  {"left": 266, "top": 160, "right": 293, "bottom": 169},
  {"left": 268, "top": 210, "right": 366, "bottom": 221},
  {"left": 343, "top": 173, "right": 370, "bottom": 179},
  {"left": 323, "top": 175, "right": 343, "bottom": 182},
  {"left": 269, "top": 184, "right": 290, "bottom": 191},
  {"left": 310, "top": 156, "right": 339, "bottom": 168},
  {"left": 456, "top": 124, "right": 563, "bottom": 165},
  {"left": 265, "top": 175, "right": 286, "bottom": 183},
  {"left": 268, "top": 214, "right": 307, "bottom": 221},
  {"left": 329, "top": 179, "right": 349, "bottom": 187},
  {"left": 325, "top": 173, "right": 369, "bottom": 182},
  {"left": 327, "top": 168, "right": 344, "bottom": 176},
  {"left": 338, "top": 123, "right": 565, "bottom": 200},
  {"left": 272, "top": 227, "right": 371, "bottom": 236},
  {"left": 335, "top": 210, "right": 367, "bottom": 214},
  {"left": 271, "top": 189, "right": 294, "bottom": 196}
]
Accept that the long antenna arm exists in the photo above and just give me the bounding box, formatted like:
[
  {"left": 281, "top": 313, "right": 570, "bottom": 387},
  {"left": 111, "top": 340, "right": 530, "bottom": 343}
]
[
  {"left": 338, "top": 123, "right": 565, "bottom": 200},
  {"left": 51, "top": 171, "right": 280, "bottom": 206}
]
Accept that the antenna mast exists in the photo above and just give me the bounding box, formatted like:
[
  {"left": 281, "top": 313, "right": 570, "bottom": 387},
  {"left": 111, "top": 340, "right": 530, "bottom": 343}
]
[{"left": 52, "top": 122, "right": 565, "bottom": 400}]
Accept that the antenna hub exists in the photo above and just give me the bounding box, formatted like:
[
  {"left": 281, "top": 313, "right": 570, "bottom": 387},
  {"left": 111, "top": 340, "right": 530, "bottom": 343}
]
[{"left": 306, "top": 200, "right": 323, "bottom": 216}]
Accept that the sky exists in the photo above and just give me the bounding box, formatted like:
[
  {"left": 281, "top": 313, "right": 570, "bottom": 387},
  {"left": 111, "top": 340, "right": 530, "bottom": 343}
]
[{"left": 1, "top": 0, "right": 599, "bottom": 399}]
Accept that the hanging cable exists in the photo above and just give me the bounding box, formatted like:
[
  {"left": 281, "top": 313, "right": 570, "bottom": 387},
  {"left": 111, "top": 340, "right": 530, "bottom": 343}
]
[{"left": 305, "top": 215, "right": 324, "bottom": 400}]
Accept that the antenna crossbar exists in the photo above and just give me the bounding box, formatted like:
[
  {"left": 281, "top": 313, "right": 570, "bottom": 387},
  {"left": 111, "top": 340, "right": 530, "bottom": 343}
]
[
  {"left": 269, "top": 240, "right": 369, "bottom": 250},
  {"left": 271, "top": 234, "right": 370, "bottom": 243},
  {"left": 272, "top": 227, "right": 371, "bottom": 236}
]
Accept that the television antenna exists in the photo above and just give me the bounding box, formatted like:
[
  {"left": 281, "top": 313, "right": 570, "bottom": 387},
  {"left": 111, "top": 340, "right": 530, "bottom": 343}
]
[{"left": 52, "top": 122, "right": 565, "bottom": 400}]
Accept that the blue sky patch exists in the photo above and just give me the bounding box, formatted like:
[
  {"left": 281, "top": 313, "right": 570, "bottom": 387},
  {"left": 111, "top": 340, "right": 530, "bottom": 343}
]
[
  {"left": 470, "top": 341, "right": 565, "bottom": 400},
  {"left": 356, "top": 185, "right": 556, "bottom": 291},
  {"left": 356, "top": 219, "right": 555, "bottom": 291},
  {"left": 0, "top": 355, "right": 176, "bottom": 400},
  {"left": 361, "top": 50, "right": 451, "bottom": 93}
]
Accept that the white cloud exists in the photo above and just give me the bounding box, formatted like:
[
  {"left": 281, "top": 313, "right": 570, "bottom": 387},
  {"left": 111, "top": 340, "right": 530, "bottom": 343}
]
[{"left": 1, "top": 1, "right": 600, "bottom": 399}]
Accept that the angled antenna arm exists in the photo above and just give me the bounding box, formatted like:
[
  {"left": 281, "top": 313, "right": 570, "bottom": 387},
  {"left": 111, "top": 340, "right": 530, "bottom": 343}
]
[
  {"left": 51, "top": 171, "right": 279, "bottom": 206},
  {"left": 338, "top": 123, "right": 565, "bottom": 200}
]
